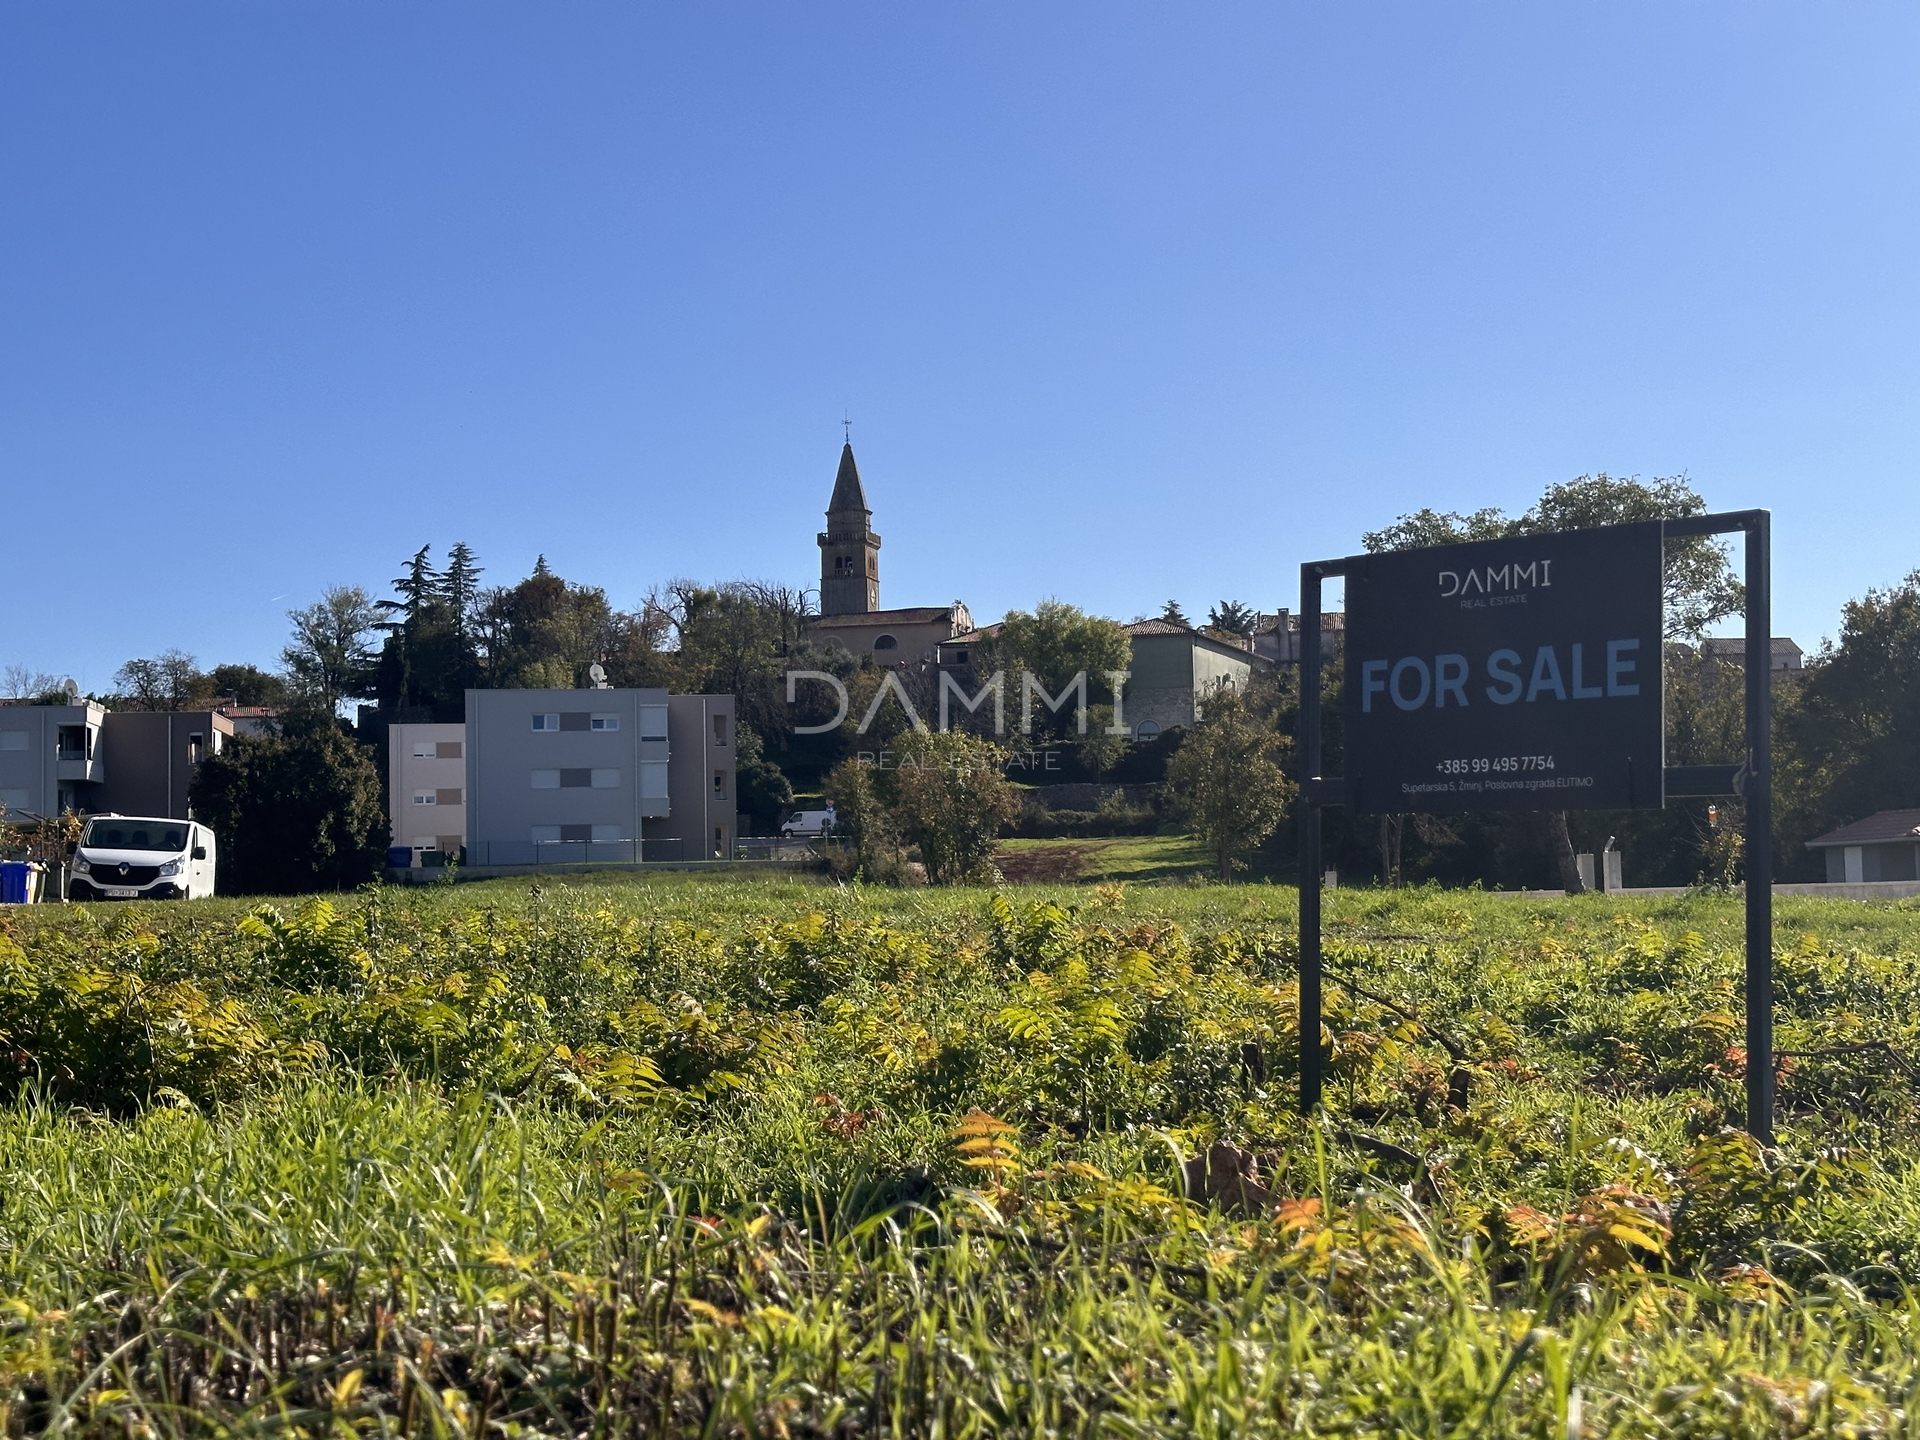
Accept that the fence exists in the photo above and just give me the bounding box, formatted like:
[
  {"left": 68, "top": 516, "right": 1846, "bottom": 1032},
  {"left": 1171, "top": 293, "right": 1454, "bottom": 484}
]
[{"left": 448, "top": 838, "right": 820, "bottom": 868}]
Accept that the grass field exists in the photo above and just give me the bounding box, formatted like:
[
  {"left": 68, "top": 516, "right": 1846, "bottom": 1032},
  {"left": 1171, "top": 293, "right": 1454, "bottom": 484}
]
[{"left": 5, "top": 876, "right": 1920, "bottom": 1435}]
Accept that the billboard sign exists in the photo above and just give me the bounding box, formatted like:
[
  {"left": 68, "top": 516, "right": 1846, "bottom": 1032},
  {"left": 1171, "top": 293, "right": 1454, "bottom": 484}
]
[{"left": 1343, "top": 521, "right": 1664, "bottom": 814}]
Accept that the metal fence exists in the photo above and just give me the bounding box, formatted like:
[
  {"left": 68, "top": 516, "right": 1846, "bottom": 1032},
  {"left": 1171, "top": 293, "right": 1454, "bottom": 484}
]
[{"left": 450, "top": 838, "right": 820, "bottom": 868}]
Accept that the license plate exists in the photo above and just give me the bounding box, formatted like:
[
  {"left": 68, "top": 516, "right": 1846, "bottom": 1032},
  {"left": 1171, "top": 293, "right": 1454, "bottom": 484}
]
[{"left": 104, "top": 887, "right": 139, "bottom": 898}]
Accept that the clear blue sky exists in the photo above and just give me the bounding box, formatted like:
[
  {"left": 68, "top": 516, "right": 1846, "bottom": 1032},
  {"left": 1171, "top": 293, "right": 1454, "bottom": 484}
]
[{"left": 3, "top": 2, "right": 1915, "bottom": 692}]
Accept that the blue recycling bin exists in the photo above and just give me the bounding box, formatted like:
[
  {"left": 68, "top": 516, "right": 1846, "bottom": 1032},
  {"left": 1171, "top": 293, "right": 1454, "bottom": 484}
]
[
  {"left": 0, "top": 862, "right": 31, "bottom": 904},
  {"left": 385, "top": 846, "right": 414, "bottom": 870}
]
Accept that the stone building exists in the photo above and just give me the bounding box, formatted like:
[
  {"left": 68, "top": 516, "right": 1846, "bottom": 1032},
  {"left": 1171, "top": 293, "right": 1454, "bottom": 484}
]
[
  {"left": 1121, "top": 619, "right": 1269, "bottom": 737},
  {"left": 806, "top": 443, "right": 972, "bottom": 663}
]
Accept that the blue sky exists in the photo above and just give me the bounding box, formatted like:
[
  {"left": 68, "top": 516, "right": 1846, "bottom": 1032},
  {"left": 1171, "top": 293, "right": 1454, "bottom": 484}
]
[{"left": 3, "top": 2, "right": 1915, "bottom": 692}]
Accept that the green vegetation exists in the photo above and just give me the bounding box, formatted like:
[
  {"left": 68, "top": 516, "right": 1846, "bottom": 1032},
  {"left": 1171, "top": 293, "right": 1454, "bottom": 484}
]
[{"left": 6, "top": 879, "right": 1920, "bottom": 1435}]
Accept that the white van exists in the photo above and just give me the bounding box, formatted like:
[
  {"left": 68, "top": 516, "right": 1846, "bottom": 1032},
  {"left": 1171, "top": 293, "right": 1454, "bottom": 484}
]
[
  {"left": 69, "top": 815, "right": 217, "bottom": 901},
  {"left": 779, "top": 808, "right": 836, "bottom": 839}
]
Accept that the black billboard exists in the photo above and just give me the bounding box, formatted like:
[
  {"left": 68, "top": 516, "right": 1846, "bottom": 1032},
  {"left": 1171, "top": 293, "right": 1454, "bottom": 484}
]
[{"left": 1343, "top": 522, "right": 1664, "bottom": 815}]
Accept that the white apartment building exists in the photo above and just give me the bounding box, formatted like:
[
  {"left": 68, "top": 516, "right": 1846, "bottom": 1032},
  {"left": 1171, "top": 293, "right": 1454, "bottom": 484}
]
[
  {"left": 386, "top": 689, "right": 736, "bottom": 866},
  {"left": 388, "top": 722, "right": 468, "bottom": 856}
]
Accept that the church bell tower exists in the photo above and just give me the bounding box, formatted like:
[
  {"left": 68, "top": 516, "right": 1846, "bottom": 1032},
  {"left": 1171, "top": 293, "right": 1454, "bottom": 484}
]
[{"left": 818, "top": 442, "right": 881, "bottom": 615}]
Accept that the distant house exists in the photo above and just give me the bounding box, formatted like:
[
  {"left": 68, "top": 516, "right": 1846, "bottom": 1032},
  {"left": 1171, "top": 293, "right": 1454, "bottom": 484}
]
[
  {"left": 1121, "top": 619, "right": 1268, "bottom": 738},
  {"left": 1805, "top": 810, "right": 1920, "bottom": 883},
  {"left": 216, "top": 705, "right": 283, "bottom": 738},
  {"left": 936, "top": 623, "right": 1001, "bottom": 669},
  {"left": 1252, "top": 609, "right": 1345, "bottom": 666},
  {"left": 1700, "top": 637, "right": 1804, "bottom": 683}
]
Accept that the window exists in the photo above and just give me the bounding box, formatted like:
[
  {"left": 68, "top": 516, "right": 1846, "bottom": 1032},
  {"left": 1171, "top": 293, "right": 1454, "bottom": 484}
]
[
  {"left": 56, "top": 726, "right": 85, "bottom": 759},
  {"left": 530, "top": 825, "right": 562, "bottom": 843},
  {"left": 591, "top": 713, "right": 619, "bottom": 731},
  {"left": 189, "top": 733, "right": 204, "bottom": 765},
  {"left": 1135, "top": 721, "right": 1162, "bottom": 740},
  {"left": 713, "top": 769, "right": 727, "bottom": 798},
  {"left": 640, "top": 763, "right": 669, "bottom": 799},
  {"left": 0, "top": 732, "right": 26, "bottom": 752},
  {"left": 714, "top": 825, "right": 726, "bottom": 858},
  {"left": 591, "top": 824, "right": 621, "bottom": 843},
  {"left": 410, "top": 836, "right": 438, "bottom": 850},
  {"left": 591, "top": 768, "right": 620, "bottom": 788},
  {"left": 413, "top": 791, "right": 437, "bottom": 806},
  {"left": 412, "top": 740, "right": 437, "bottom": 758},
  {"left": 560, "top": 824, "right": 592, "bottom": 843},
  {"left": 712, "top": 712, "right": 728, "bottom": 745},
  {"left": 560, "top": 768, "right": 591, "bottom": 788},
  {"left": 560, "top": 712, "right": 591, "bottom": 732},
  {"left": 873, "top": 634, "right": 898, "bottom": 651},
  {"left": 2, "top": 789, "right": 31, "bottom": 811},
  {"left": 436, "top": 740, "right": 462, "bottom": 758},
  {"left": 531, "top": 769, "right": 561, "bottom": 789},
  {"left": 434, "top": 788, "right": 463, "bottom": 806},
  {"left": 639, "top": 706, "right": 668, "bottom": 740},
  {"left": 532, "top": 714, "right": 559, "bottom": 731}
]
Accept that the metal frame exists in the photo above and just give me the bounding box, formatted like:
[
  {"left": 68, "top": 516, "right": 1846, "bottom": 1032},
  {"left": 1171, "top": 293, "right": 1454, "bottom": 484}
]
[{"left": 1297, "top": 510, "right": 1773, "bottom": 1139}]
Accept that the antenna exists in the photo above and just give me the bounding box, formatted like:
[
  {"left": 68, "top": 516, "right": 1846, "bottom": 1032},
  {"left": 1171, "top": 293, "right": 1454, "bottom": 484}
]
[
  {"left": 843, "top": 413, "right": 852, "bottom": 445},
  {"left": 61, "top": 677, "right": 78, "bottom": 701},
  {"left": 588, "top": 663, "right": 610, "bottom": 690}
]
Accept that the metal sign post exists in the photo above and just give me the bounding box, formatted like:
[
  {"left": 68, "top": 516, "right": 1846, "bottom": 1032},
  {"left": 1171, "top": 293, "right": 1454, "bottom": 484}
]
[{"left": 1297, "top": 511, "right": 1773, "bottom": 1140}]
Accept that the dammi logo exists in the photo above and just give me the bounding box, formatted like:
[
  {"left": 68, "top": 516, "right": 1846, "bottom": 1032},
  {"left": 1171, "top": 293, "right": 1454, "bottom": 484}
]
[{"left": 1438, "top": 560, "right": 1552, "bottom": 598}]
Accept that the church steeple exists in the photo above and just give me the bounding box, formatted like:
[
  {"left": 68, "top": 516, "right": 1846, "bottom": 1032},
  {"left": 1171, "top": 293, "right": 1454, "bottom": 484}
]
[{"left": 818, "top": 442, "right": 881, "bottom": 614}]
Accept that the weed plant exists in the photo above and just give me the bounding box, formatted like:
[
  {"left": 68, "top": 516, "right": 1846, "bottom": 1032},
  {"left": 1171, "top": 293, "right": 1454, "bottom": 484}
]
[{"left": 4, "top": 879, "right": 1920, "bottom": 1435}]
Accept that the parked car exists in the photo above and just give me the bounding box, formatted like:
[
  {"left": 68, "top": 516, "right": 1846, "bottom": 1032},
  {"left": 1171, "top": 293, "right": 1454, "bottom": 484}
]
[
  {"left": 68, "top": 814, "right": 217, "bottom": 900},
  {"left": 779, "top": 808, "right": 836, "bottom": 839}
]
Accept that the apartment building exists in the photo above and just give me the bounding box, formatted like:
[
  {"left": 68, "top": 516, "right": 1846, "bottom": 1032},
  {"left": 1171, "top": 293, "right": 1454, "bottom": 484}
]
[
  {"left": 95, "top": 711, "right": 234, "bottom": 819},
  {"left": 388, "top": 722, "right": 468, "bottom": 856},
  {"left": 0, "top": 701, "right": 107, "bottom": 820},
  {"left": 459, "top": 688, "right": 735, "bottom": 865}
]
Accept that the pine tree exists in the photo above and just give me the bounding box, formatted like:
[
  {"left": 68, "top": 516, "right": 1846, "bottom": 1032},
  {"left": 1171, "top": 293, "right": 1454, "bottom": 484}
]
[{"left": 440, "top": 542, "right": 484, "bottom": 639}]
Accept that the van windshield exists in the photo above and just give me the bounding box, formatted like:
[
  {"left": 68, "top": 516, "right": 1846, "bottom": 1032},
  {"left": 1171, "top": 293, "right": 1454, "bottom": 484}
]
[{"left": 83, "top": 820, "right": 189, "bottom": 853}]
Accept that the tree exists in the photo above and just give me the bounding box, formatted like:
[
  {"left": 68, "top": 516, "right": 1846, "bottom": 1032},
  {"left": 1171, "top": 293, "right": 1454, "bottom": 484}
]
[
  {"left": 1777, "top": 572, "right": 1920, "bottom": 873},
  {"left": 734, "top": 722, "right": 795, "bottom": 834},
  {"left": 823, "top": 755, "right": 904, "bottom": 882},
  {"left": 1167, "top": 687, "right": 1294, "bottom": 881},
  {"left": 1207, "top": 600, "right": 1256, "bottom": 637},
  {"left": 439, "top": 542, "right": 485, "bottom": 640},
  {"left": 112, "top": 650, "right": 204, "bottom": 710},
  {"left": 889, "top": 730, "right": 1019, "bottom": 884},
  {"left": 1158, "top": 599, "right": 1190, "bottom": 626},
  {"left": 994, "top": 600, "right": 1132, "bottom": 738},
  {"left": 1, "top": 666, "right": 59, "bottom": 701},
  {"left": 1361, "top": 507, "right": 1511, "bottom": 553},
  {"left": 283, "top": 587, "right": 380, "bottom": 713},
  {"left": 204, "top": 663, "right": 288, "bottom": 709},
  {"left": 1522, "top": 475, "right": 1741, "bottom": 638},
  {"left": 189, "top": 716, "right": 387, "bottom": 894}
]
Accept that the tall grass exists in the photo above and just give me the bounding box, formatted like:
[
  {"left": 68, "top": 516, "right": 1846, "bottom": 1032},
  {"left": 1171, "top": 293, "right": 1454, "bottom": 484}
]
[{"left": 3, "top": 880, "right": 1920, "bottom": 1435}]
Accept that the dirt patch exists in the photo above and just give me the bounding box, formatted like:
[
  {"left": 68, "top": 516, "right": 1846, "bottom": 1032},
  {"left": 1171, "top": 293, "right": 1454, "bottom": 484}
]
[{"left": 995, "top": 843, "right": 1104, "bottom": 884}]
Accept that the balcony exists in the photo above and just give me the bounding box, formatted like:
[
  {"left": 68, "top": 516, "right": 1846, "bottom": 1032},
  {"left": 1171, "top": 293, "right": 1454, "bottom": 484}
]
[{"left": 56, "top": 756, "right": 105, "bottom": 784}]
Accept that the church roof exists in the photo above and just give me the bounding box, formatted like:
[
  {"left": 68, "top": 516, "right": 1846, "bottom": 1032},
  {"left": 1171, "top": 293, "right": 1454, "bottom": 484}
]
[
  {"left": 812, "top": 606, "right": 958, "bottom": 628},
  {"left": 828, "top": 443, "right": 869, "bottom": 514}
]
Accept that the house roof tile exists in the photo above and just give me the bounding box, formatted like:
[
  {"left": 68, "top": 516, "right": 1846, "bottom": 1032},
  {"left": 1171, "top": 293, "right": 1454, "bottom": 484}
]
[{"left": 1805, "top": 809, "right": 1920, "bottom": 848}]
